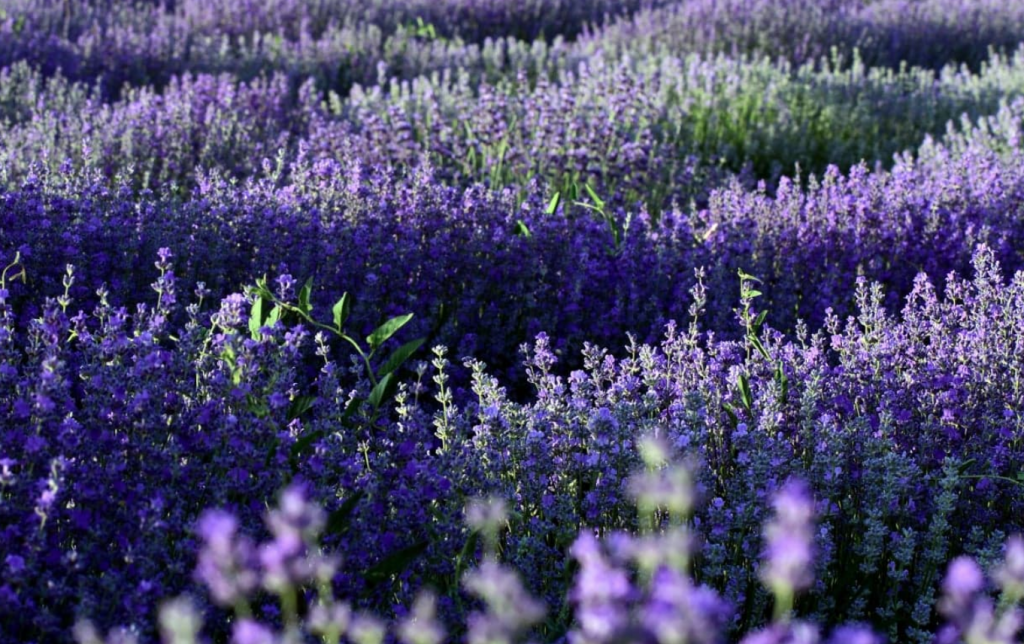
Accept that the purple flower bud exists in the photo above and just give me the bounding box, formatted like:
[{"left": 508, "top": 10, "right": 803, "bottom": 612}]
[{"left": 5, "top": 555, "right": 25, "bottom": 575}]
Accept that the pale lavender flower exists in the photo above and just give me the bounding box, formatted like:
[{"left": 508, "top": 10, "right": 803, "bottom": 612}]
[
  {"left": 397, "top": 592, "right": 446, "bottom": 644},
  {"left": 348, "top": 613, "right": 387, "bottom": 644},
  {"left": 464, "top": 559, "right": 546, "bottom": 644},
  {"left": 760, "top": 480, "right": 815, "bottom": 597},
  {"left": 232, "top": 619, "right": 276, "bottom": 644},
  {"left": 158, "top": 596, "right": 203, "bottom": 644},
  {"left": 194, "top": 510, "right": 258, "bottom": 606}
]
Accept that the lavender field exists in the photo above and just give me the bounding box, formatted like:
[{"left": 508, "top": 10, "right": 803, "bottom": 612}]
[{"left": 5, "top": 0, "right": 1024, "bottom": 642}]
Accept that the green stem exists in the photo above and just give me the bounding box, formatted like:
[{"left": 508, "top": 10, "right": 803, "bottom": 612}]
[{"left": 773, "top": 587, "right": 794, "bottom": 623}]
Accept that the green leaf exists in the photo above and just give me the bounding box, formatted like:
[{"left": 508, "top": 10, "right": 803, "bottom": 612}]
[
  {"left": 545, "top": 191, "right": 561, "bottom": 215},
  {"left": 743, "top": 289, "right": 763, "bottom": 300},
  {"left": 738, "top": 373, "right": 753, "bottom": 412},
  {"left": 325, "top": 490, "right": 365, "bottom": 537},
  {"left": 367, "top": 313, "right": 414, "bottom": 351},
  {"left": 737, "top": 269, "right": 762, "bottom": 283},
  {"left": 332, "top": 293, "right": 352, "bottom": 331},
  {"left": 298, "top": 278, "right": 314, "bottom": 315},
  {"left": 754, "top": 310, "right": 769, "bottom": 332},
  {"left": 368, "top": 373, "right": 394, "bottom": 410},
  {"left": 723, "top": 403, "right": 738, "bottom": 426},
  {"left": 584, "top": 183, "right": 606, "bottom": 209},
  {"left": 342, "top": 395, "right": 363, "bottom": 420},
  {"left": 514, "top": 220, "right": 532, "bottom": 238},
  {"left": 246, "top": 395, "right": 269, "bottom": 419},
  {"left": 454, "top": 530, "right": 481, "bottom": 585},
  {"left": 249, "top": 295, "right": 266, "bottom": 340},
  {"left": 365, "top": 540, "right": 429, "bottom": 584},
  {"left": 267, "top": 304, "right": 282, "bottom": 328},
  {"left": 378, "top": 338, "right": 425, "bottom": 379},
  {"left": 287, "top": 395, "right": 318, "bottom": 422},
  {"left": 956, "top": 458, "right": 977, "bottom": 476},
  {"left": 748, "top": 334, "right": 771, "bottom": 361},
  {"left": 254, "top": 275, "right": 271, "bottom": 297}
]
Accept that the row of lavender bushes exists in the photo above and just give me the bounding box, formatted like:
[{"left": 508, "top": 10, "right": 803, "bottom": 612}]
[
  {"left": 587, "top": 0, "right": 1024, "bottom": 72},
  {"left": 5, "top": 41, "right": 1024, "bottom": 200},
  {"left": 70, "top": 456, "right": 1024, "bottom": 644},
  {"left": 0, "top": 0, "right": 661, "bottom": 98},
  {"left": 4, "top": 1, "right": 1024, "bottom": 642},
  {"left": 2, "top": 241, "right": 1023, "bottom": 641},
  {"left": 5, "top": 91, "right": 1024, "bottom": 381},
  {"left": 3, "top": 0, "right": 1024, "bottom": 100}
]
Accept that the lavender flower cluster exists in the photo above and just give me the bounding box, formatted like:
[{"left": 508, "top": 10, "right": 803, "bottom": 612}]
[
  {"left": 0, "top": 0, "right": 662, "bottom": 99},
  {"left": 7, "top": 18, "right": 1024, "bottom": 193},
  {"left": 6, "top": 91, "right": 1024, "bottom": 380},
  {"left": 4, "top": 0, "right": 1024, "bottom": 643},
  {"left": 4, "top": 0, "right": 1024, "bottom": 102}
]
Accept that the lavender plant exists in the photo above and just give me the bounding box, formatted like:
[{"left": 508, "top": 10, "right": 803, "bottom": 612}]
[{"left": 4, "top": 1, "right": 1024, "bottom": 642}]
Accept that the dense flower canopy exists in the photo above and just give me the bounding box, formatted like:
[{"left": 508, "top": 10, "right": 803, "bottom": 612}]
[{"left": 3, "top": 1, "right": 1024, "bottom": 643}]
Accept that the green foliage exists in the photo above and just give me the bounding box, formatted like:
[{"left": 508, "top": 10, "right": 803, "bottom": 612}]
[{"left": 247, "top": 277, "right": 424, "bottom": 417}]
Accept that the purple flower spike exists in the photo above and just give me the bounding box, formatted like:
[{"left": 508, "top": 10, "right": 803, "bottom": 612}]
[
  {"left": 194, "top": 509, "right": 258, "bottom": 607},
  {"left": 570, "top": 532, "right": 633, "bottom": 642},
  {"left": 761, "top": 479, "right": 816, "bottom": 597}
]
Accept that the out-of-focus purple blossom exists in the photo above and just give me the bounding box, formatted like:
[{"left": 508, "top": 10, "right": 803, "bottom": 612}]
[
  {"left": 397, "top": 592, "right": 446, "bottom": 644},
  {"left": 824, "top": 625, "right": 880, "bottom": 644},
  {"left": 348, "top": 613, "right": 387, "bottom": 644},
  {"left": 465, "top": 496, "right": 509, "bottom": 534},
  {"left": 464, "top": 558, "right": 546, "bottom": 644},
  {"left": 570, "top": 532, "right": 634, "bottom": 642},
  {"left": 158, "top": 596, "right": 203, "bottom": 644},
  {"left": 231, "top": 619, "right": 276, "bottom": 644},
  {"left": 760, "top": 480, "right": 816, "bottom": 599},
  {"left": 640, "top": 567, "right": 731, "bottom": 644},
  {"left": 194, "top": 509, "right": 259, "bottom": 607},
  {"left": 941, "top": 557, "right": 986, "bottom": 619},
  {"left": 308, "top": 602, "right": 353, "bottom": 640}
]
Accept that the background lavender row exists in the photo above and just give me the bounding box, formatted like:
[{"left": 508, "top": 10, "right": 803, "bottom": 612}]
[
  {"left": 588, "top": 0, "right": 1024, "bottom": 72},
  {"left": 5, "top": 44, "right": 1024, "bottom": 199},
  {"left": 5, "top": 97, "right": 1024, "bottom": 384},
  {"left": 3, "top": 244, "right": 1021, "bottom": 642},
  {"left": 0, "top": 0, "right": 656, "bottom": 98},
  {"left": 4, "top": 0, "right": 1024, "bottom": 100}
]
